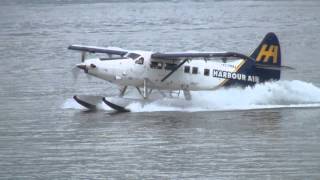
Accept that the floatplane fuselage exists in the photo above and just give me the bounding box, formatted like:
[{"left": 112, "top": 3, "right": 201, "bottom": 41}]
[
  {"left": 69, "top": 32, "right": 291, "bottom": 112},
  {"left": 78, "top": 52, "right": 258, "bottom": 90}
]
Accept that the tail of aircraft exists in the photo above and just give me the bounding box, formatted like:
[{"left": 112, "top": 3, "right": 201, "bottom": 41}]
[{"left": 250, "top": 32, "right": 281, "bottom": 82}]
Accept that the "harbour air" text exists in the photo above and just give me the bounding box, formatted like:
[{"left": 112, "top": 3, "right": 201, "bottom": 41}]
[{"left": 212, "top": 69, "right": 259, "bottom": 83}]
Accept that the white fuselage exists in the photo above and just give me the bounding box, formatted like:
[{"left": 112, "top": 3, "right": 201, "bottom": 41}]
[{"left": 80, "top": 50, "right": 250, "bottom": 91}]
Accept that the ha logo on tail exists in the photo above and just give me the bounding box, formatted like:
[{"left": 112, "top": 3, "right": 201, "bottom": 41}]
[
  {"left": 249, "top": 32, "right": 288, "bottom": 82},
  {"left": 251, "top": 32, "right": 281, "bottom": 66}
]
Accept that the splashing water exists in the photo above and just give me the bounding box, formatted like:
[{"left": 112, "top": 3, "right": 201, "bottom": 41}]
[{"left": 62, "top": 80, "right": 320, "bottom": 112}]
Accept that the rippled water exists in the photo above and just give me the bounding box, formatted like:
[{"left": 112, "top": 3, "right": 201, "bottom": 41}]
[{"left": 1, "top": 0, "right": 320, "bottom": 179}]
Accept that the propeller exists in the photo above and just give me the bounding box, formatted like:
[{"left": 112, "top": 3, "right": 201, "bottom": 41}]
[
  {"left": 72, "top": 66, "right": 81, "bottom": 83},
  {"left": 72, "top": 51, "right": 87, "bottom": 83},
  {"left": 72, "top": 51, "right": 96, "bottom": 82},
  {"left": 86, "top": 72, "right": 92, "bottom": 80},
  {"left": 81, "top": 51, "right": 87, "bottom": 62},
  {"left": 72, "top": 63, "right": 93, "bottom": 82}
]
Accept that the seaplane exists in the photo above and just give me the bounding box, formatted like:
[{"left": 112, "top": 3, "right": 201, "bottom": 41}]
[{"left": 69, "top": 32, "right": 291, "bottom": 112}]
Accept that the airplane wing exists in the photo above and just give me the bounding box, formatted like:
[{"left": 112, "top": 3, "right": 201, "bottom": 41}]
[
  {"left": 68, "top": 45, "right": 128, "bottom": 56},
  {"left": 151, "top": 52, "right": 253, "bottom": 61}
]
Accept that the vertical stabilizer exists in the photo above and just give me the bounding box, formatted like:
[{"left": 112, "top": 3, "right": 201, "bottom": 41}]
[{"left": 250, "top": 32, "right": 281, "bottom": 82}]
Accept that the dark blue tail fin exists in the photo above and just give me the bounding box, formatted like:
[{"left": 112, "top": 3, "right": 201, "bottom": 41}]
[{"left": 250, "top": 32, "right": 281, "bottom": 82}]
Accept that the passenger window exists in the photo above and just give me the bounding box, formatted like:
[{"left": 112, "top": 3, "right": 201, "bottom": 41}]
[
  {"left": 192, "top": 67, "right": 198, "bottom": 74},
  {"left": 157, "top": 62, "right": 163, "bottom": 69},
  {"left": 150, "top": 61, "right": 157, "bottom": 68},
  {"left": 184, "top": 66, "right": 190, "bottom": 73},
  {"left": 135, "top": 57, "right": 144, "bottom": 65},
  {"left": 204, "top": 69, "right": 210, "bottom": 76},
  {"left": 150, "top": 61, "right": 162, "bottom": 69}
]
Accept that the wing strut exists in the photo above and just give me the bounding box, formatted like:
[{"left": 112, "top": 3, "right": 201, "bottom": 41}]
[
  {"left": 161, "top": 59, "right": 188, "bottom": 82},
  {"left": 119, "top": 86, "right": 128, "bottom": 97}
]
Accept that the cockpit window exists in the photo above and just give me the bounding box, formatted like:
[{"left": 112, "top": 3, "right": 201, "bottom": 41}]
[
  {"left": 126, "top": 53, "right": 141, "bottom": 60},
  {"left": 135, "top": 57, "right": 144, "bottom": 65}
]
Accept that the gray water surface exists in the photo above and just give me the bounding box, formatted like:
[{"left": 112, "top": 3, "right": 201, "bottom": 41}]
[{"left": 1, "top": 0, "right": 320, "bottom": 179}]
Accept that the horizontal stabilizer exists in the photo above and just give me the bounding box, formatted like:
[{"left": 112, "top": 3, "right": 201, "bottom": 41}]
[{"left": 255, "top": 64, "right": 294, "bottom": 71}]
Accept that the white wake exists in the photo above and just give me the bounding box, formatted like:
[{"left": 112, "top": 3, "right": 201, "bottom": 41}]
[{"left": 62, "top": 80, "right": 320, "bottom": 112}]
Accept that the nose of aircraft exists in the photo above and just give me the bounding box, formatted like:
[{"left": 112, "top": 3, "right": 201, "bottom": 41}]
[
  {"left": 76, "top": 63, "right": 89, "bottom": 73},
  {"left": 76, "top": 62, "right": 97, "bottom": 73},
  {"left": 76, "top": 64, "right": 87, "bottom": 70}
]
